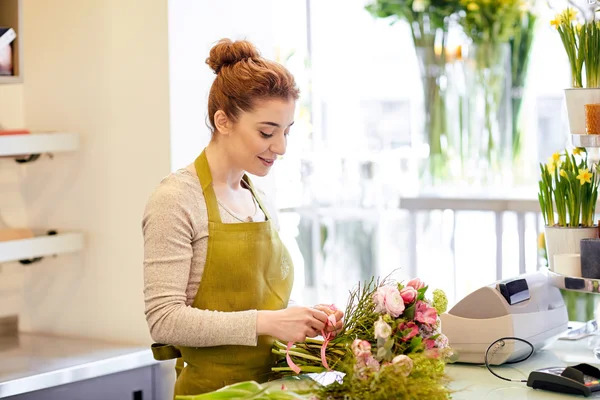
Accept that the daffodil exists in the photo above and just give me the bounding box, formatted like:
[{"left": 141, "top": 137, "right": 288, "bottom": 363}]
[
  {"left": 573, "top": 147, "right": 584, "bottom": 155},
  {"left": 551, "top": 152, "right": 561, "bottom": 162},
  {"left": 467, "top": 2, "right": 479, "bottom": 11},
  {"left": 546, "top": 160, "right": 557, "bottom": 174},
  {"left": 560, "top": 169, "right": 568, "bottom": 178},
  {"left": 577, "top": 168, "right": 592, "bottom": 185},
  {"left": 537, "top": 232, "right": 545, "bottom": 250},
  {"left": 564, "top": 8, "right": 577, "bottom": 22},
  {"left": 550, "top": 16, "right": 562, "bottom": 29}
]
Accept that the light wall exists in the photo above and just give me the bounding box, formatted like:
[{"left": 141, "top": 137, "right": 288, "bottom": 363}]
[
  {"left": 0, "top": 0, "right": 285, "bottom": 342},
  {"left": 0, "top": 0, "right": 171, "bottom": 345}
]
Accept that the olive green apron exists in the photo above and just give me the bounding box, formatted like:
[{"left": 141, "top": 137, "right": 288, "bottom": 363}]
[{"left": 151, "top": 149, "right": 294, "bottom": 397}]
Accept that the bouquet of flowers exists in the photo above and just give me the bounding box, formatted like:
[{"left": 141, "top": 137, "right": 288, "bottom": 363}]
[
  {"left": 271, "top": 276, "right": 453, "bottom": 399},
  {"left": 180, "top": 276, "right": 453, "bottom": 400}
]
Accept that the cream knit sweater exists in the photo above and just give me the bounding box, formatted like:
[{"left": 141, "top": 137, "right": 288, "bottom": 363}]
[{"left": 142, "top": 164, "right": 280, "bottom": 348}]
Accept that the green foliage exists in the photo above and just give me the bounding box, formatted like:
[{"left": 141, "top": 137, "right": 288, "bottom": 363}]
[
  {"left": 316, "top": 354, "right": 451, "bottom": 400},
  {"left": 538, "top": 149, "right": 599, "bottom": 227}
]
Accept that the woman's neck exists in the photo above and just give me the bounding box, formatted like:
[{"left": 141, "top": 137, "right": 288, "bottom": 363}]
[{"left": 204, "top": 140, "right": 245, "bottom": 190}]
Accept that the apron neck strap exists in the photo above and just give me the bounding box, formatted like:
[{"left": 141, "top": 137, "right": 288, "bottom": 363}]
[
  {"left": 241, "top": 175, "right": 272, "bottom": 222},
  {"left": 195, "top": 150, "right": 222, "bottom": 223},
  {"left": 195, "top": 149, "right": 272, "bottom": 223}
]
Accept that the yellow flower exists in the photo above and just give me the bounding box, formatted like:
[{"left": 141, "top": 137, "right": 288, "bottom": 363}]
[
  {"left": 551, "top": 152, "right": 561, "bottom": 162},
  {"left": 560, "top": 169, "right": 568, "bottom": 178},
  {"left": 577, "top": 168, "right": 592, "bottom": 185},
  {"left": 537, "top": 232, "right": 545, "bottom": 250},
  {"left": 573, "top": 147, "right": 583, "bottom": 155},
  {"left": 547, "top": 160, "right": 557, "bottom": 174},
  {"left": 564, "top": 8, "right": 577, "bottom": 22},
  {"left": 550, "top": 15, "right": 562, "bottom": 28},
  {"left": 576, "top": 23, "right": 583, "bottom": 33},
  {"left": 467, "top": 2, "right": 479, "bottom": 11}
]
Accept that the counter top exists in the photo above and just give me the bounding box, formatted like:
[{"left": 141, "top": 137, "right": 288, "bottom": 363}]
[
  {"left": 0, "top": 332, "right": 157, "bottom": 398},
  {"left": 4, "top": 330, "right": 600, "bottom": 399},
  {"left": 448, "top": 335, "right": 600, "bottom": 399}
]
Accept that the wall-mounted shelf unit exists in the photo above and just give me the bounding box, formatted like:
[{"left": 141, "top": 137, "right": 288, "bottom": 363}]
[
  {"left": 0, "top": 0, "right": 23, "bottom": 84},
  {"left": 0, "top": 132, "right": 79, "bottom": 157},
  {"left": 0, "top": 232, "right": 84, "bottom": 264}
]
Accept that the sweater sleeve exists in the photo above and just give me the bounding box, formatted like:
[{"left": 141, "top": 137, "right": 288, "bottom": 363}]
[{"left": 142, "top": 177, "right": 258, "bottom": 347}]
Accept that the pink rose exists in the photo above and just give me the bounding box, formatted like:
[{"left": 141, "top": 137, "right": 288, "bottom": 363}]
[
  {"left": 351, "top": 339, "right": 371, "bottom": 358},
  {"left": 399, "top": 322, "right": 419, "bottom": 342},
  {"left": 400, "top": 286, "right": 418, "bottom": 304},
  {"left": 373, "top": 285, "right": 405, "bottom": 317},
  {"left": 365, "top": 355, "right": 380, "bottom": 372},
  {"left": 415, "top": 301, "right": 438, "bottom": 325},
  {"left": 424, "top": 348, "right": 441, "bottom": 359},
  {"left": 424, "top": 338, "right": 436, "bottom": 349},
  {"left": 406, "top": 278, "right": 425, "bottom": 290}
]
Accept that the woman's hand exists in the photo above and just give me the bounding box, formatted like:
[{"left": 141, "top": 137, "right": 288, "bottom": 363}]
[
  {"left": 313, "top": 304, "right": 344, "bottom": 337},
  {"left": 257, "top": 307, "right": 329, "bottom": 342}
]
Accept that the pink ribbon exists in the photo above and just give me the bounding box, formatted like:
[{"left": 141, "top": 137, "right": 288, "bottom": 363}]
[
  {"left": 286, "top": 341, "right": 302, "bottom": 374},
  {"left": 286, "top": 304, "right": 338, "bottom": 374}
]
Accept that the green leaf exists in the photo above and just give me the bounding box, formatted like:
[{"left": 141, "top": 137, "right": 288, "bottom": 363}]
[
  {"left": 384, "top": 337, "right": 395, "bottom": 351},
  {"left": 409, "top": 336, "right": 423, "bottom": 353},
  {"left": 417, "top": 286, "right": 428, "bottom": 301},
  {"left": 403, "top": 303, "right": 416, "bottom": 320}
]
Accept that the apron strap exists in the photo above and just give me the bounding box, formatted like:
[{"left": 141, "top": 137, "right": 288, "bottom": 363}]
[
  {"left": 151, "top": 343, "right": 185, "bottom": 378},
  {"left": 242, "top": 175, "right": 272, "bottom": 222},
  {"left": 194, "top": 150, "right": 222, "bottom": 223},
  {"left": 175, "top": 357, "right": 184, "bottom": 378},
  {"left": 151, "top": 343, "right": 182, "bottom": 360}
]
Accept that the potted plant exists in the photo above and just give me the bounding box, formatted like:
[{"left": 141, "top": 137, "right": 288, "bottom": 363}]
[
  {"left": 539, "top": 148, "right": 599, "bottom": 271},
  {"left": 552, "top": 7, "right": 600, "bottom": 134}
]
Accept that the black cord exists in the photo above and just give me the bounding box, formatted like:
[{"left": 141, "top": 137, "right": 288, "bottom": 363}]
[{"left": 484, "top": 336, "right": 535, "bottom": 383}]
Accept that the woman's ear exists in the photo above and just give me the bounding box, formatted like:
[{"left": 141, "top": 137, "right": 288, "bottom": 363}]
[{"left": 214, "top": 110, "right": 232, "bottom": 135}]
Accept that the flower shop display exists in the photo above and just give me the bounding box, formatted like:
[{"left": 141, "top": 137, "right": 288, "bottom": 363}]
[
  {"left": 552, "top": 7, "right": 600, "bottom": 135},
  {"left": 538, "top": 148, "right": 600, "bottom": 271},
  {"left": 178, "top": 277, "right": 452, "bottom": 400},
  {"left": 459, "top": 0, "right": 523, "bottom": 181},
  {"left": 365, "top": 0, "right": 461, "bottom": 184},
  {"left": 509, "top": 7, "right": 537, "bottom": 168},
  {"left": 365, "top": 0, "right": 540, "bottom": 186}
]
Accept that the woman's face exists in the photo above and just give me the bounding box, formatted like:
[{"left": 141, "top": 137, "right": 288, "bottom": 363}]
[{"left": 223, "top": 97, "right": 296, "bottom": 177}]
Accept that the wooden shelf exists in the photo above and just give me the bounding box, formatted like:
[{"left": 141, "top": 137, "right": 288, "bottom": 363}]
[
  {"left": 0, "top": 232, "right": 84, "bottom": 264},
  {"left": 0, "top": 0, "right": 22, "bottom": 83},
  {"left": 0, "top": 132, "right": 79, "bottom": 157}
]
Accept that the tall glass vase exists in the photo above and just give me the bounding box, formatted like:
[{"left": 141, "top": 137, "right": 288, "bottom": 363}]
[
  {"left": 414, "top": 37, "right": 450, "bottom": 186},
  {"left": 463, "top": 42, "right": 512, "bottom": 186}
]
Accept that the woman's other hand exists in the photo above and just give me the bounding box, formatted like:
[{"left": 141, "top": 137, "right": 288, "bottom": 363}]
[
  {"left": 313, "top": 304, "right": 344, "bottom": 337},
  {"left": 257, "top": 307, "right": 328, "bottom": 342}
]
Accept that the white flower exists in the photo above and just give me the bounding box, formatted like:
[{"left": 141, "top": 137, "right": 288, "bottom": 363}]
[
  {"left": 374, "top": 316, "right": 392, "bottom": 340},
  {"left": 392, "top": 354, "right": 414, "bottom": 377},
  {"left": 412, "top": 0, "right": 427, "bottom": 12},
  {"left": 435, "top": 333, "right": 449, "bottom": 349}
]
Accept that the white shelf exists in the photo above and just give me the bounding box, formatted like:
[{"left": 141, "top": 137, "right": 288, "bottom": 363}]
[
  {"left": 0, "top": 232, "right": 84, "bottom": 264},
  {"left": 547, "top": 270, "right": 600, "bottom": 294},
  {"left": 572, "top": 134, "right": 600, "bottom": 148},
  {"left": 0, "top": 76, "right": 22, "bottom": 84},
  {"left": 0, "top": 132, "right": 79, "bottom": 157}
]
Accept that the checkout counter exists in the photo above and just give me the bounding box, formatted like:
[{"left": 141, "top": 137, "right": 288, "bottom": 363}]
[{"left": 2, "top": 271, "right": 600, "bottom": 399}]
